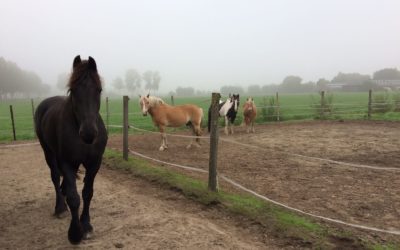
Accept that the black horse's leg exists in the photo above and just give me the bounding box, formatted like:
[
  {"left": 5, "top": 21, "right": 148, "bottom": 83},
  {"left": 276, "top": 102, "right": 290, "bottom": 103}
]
[
  {"left": 60, "top": 162, "right": 83, "bottom": 244},
  {"left": 80, "top": 161, "right": 101, "bottom": 238},
  {"left": 43, "top": 150, "right": 67, "bottom": 216}
]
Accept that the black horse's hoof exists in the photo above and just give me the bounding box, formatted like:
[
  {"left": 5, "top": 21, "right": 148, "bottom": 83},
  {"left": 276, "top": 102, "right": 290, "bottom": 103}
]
[
  {"left": 82, "top": 221, "right": 93, "bottom": 232},
  {"left": 54, "top": 206, "right": 68, "bottom": 219},
  {"left": 68, "top": 223, "right": 83, "bottom": 244},
  {"left": 54, "top": 210, "right": 68, "bottom": 219}
]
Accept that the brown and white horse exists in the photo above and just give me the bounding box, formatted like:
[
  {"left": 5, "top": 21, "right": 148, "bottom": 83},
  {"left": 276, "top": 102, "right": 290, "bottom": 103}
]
[
  {"left": 139, "top": 94, "right": 203, "bottom": 151},
  {"left": 243, "top": 97, "right": 257, "bottom": 133}
]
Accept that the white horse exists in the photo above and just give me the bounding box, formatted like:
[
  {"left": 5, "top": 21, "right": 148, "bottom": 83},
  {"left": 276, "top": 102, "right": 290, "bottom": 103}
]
[{"left": 208, "top": 94, "right": 240, "bottom": 135}]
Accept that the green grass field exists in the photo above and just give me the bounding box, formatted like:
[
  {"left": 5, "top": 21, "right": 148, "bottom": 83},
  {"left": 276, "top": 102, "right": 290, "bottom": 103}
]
[{"left": 1, "top": 91, "right": 400, "bottom": 142}]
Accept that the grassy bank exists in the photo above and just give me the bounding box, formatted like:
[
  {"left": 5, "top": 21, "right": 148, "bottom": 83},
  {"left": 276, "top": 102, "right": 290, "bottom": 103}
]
[{"left": 103, "top": 149, "right": 398, "bottom": 249}]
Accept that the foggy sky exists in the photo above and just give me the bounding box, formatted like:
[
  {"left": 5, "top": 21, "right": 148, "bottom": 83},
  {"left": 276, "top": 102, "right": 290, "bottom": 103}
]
[{"left": 1, "top": 0, "right": 399, "bottom": 94}]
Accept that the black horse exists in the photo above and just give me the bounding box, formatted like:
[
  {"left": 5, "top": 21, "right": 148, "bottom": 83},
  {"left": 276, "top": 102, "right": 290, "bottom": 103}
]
[
  {"left": 207, "top": 94, "right": 240, "bottom": 134},
  {"left": 35, "top": 56, "right": 108, "bottom": 244}
]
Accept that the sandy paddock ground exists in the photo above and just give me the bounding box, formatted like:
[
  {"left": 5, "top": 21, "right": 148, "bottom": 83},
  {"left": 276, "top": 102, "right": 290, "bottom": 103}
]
[
  {"left": 107, "top": 120, "right": 400, "bottom": 243},
  {"left": 0, "top": 143, "right": 286, "bottom": 249}
]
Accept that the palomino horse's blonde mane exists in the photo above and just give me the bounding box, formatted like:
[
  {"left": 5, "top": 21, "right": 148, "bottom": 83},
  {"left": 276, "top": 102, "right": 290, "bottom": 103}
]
[{"left": 148, "top": 96, "right": 165, "bottom": 107}]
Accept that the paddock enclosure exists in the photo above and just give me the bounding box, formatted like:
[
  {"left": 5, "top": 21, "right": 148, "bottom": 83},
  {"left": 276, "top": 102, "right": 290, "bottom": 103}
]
[
  {"left": 0, "top": 144, "right": 277, "bottom": 249},
  {"left": 1, "top": 120, "right": 400, "bottom": 247},
  {"left": 108, "top": 120, "right": 400, "bottom": 242}
]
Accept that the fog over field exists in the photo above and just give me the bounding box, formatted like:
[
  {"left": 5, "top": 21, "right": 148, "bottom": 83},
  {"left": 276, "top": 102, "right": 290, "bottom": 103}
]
[{"left": 0, "top": 0, "right": 399, "bottom": 95}]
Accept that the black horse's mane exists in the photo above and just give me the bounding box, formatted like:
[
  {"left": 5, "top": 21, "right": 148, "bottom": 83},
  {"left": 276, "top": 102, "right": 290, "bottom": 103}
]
[{"left": 68, "top": 60, "right": 102, "bottom": 92}]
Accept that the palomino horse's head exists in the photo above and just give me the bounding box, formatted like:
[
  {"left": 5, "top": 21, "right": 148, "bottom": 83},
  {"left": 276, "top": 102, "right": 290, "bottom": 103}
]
[
  {"left": 244, "top": 97, "right": 255, "bottom": 111},
  {"left": 230, "top": 94, "right": 240, "bottom": 112},
  {"left": 139, "top": 94, "right": 150, "bottom": 116},
  {"left": 68, "top": 55, "right": 102, "bottom": 144}
]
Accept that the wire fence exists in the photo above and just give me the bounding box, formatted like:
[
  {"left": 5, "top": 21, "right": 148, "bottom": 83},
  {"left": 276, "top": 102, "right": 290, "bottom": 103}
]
[{"left": 3, "top": 90, "right": 400, "bottom": 141}]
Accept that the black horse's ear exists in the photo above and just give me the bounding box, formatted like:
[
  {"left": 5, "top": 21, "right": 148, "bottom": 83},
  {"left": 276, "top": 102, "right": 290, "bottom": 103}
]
[
  {"left": 88, "top": 56, "right": 97, "bottom": 71},
  {"left": 73, "top": 55, "right": 81, "bottom": 69}
]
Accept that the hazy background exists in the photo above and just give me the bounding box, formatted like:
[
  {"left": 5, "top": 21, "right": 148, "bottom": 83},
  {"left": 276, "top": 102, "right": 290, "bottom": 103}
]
[{"left": 1, "top": 0, "right": 399, "bottom": 95}]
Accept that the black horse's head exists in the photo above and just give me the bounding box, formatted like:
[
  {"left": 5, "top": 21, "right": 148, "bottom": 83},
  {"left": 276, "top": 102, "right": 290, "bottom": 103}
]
[{"left": 68, "top": 55, "right": 102, "bottom": 144}]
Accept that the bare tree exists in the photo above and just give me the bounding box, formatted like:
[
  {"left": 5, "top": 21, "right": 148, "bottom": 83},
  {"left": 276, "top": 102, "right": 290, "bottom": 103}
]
[
  {"left": 125, "top": 69, "right": 141, "bottom": 95},
  {"left": 112, "top": 77, "right": 124, "bottom": 94},
  {"left": 142, "top": 70, "right": 161, "bottom": 93}
]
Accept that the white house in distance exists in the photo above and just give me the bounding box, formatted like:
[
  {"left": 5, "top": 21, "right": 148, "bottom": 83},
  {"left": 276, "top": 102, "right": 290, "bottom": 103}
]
[{"left": 372, "top": 80, "right": 400, "bottom": 90}]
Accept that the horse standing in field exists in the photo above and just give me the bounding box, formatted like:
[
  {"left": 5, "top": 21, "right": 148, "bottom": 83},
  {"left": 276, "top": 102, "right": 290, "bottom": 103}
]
[
  {"left": 208, "top": 94, "right": 240, "bottom": 135},
  {"left": 243, "top": 97, "right": 257, "bottom": 133},
  {"left": 139, "top": 94, "right": 203, "bottom": 151},
  {"left": 35, "top": 56, "right": 107, "bottom": 244}
]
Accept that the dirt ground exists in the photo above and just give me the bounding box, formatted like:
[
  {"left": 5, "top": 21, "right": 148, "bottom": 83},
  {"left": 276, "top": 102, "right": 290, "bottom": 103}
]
[
  {"left": 2, "top": 120, "right": 400, "bottom": 249},
  {"left": 0, "top": 142, "right": 290, "bottom": 249},
  {"left": 107, "top": 120, "right": 400, "bottom": 243}
]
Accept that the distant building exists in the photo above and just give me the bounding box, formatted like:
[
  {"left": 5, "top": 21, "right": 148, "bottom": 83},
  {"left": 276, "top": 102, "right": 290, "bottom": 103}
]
[
  {"left": 326, "top": 83, "right": 346, "bottom": 91},
  {"left": 372, "top": 80, "right": 400, "bottom": 89}
]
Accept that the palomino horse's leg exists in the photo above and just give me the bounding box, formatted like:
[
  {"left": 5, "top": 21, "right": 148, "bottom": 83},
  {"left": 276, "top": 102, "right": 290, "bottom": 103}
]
[
  {"left": 194, "top": 125, "right": 202, "bottom": 147},
  {"left": 187, "top": 124, "right": 202, "bottom": 149},
  {"left": 158, "top": 126, "right": 167, "bottom": 151},
  {"left": 80, "top": 160, "right": 101, "bottom": 239},
  {"left": 251, "top": 120, "right": 255, "bottom": 133},
  {"left": 60, "top": 162, "right": 83, "bottom": 244}
]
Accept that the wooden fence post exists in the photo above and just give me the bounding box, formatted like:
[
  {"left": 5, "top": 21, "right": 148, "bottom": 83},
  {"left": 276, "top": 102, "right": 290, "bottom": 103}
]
[
  {"left": 31, "top": 99, "right": 36, "bottom": 138},
  {"left": 276, "top": 92, "right": 280, "bottom": 121},
  {"left": 368, "top": 89, "right": 372, "bottom": 119},
  {"left": 106, "top": 97, "right": 109, "bottom": 134},
  {"left": 171, "top": 95, "right": 175, "bottom": 106},
  {"left": 123, "top": 96, "right": 129, "bottom": 161},
  {"left": 320, "top": 91, "right": 325, "bottom": 118},
  {"left": 9, "top": 105, "right": 16, "bottom": 141},
  {"left": 208, "top": 92, "right": 221, "bottom": 192}
]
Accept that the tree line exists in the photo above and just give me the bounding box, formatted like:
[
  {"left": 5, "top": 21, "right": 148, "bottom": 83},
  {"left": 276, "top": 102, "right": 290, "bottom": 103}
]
[
  {"left": 110, "top": 69, "right": 161, "bottom": 95},
  {"left": 170, "top": 68, "right": 400, "bottom": 97},
  {"left": 0, "top": 57, "right": 50, "bottom": 99}
]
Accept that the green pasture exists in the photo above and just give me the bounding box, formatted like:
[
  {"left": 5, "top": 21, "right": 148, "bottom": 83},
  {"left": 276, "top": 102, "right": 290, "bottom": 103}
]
[{"left": 1, "top": 91, "right": 400, "bottom": 142}]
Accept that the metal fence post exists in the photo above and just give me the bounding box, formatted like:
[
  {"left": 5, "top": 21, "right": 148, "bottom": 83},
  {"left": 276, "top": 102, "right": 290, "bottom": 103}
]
[
  {"left": 320, "top": 91, "right": 325, "bottom": 118},
  {"left": 31, "top": 99, "right": 36, "bottom": 138},
  {"left": 123, "top": 96, "right": 129, "bottom": 161},
  {"left": 171, "top": 95, "right": 175, "bottom": 106},
  {"left": 368, "top": 89, "right": 372, "bottom": 119},
  {"left": 10, "top": 105, "right": 16, "bottom": 141},
  {"left": 106, "top": 97, "right": 110, "bottom": 134},
  {"left": 208, "top": 92, "right": 221, "bottom": 192},
  {"left": 276, "top": 92, "right": 280, "bottom": 121}
]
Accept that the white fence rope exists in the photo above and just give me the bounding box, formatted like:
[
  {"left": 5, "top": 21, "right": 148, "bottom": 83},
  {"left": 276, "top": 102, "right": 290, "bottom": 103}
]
[
  {"left": 129, "top": 125, "right": 210, "bottom": 139},
  {"left": 128, "top": 148, "right": 400, "bottom": 236},
  {"left": 218, "top": 138, "right": 400, "bottom": 172}
]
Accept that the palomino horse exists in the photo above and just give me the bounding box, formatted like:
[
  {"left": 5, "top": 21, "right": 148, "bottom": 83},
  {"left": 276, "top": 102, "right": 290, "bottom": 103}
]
[
  {"left": 243, "top": 97, "right": 257, "bottom": 133},
  {"left": 208, "top": 94, "right": 240, "bottom": 135},
  {"left": 35, "top": 56, "right": 108, "bottom": 244},
  {"left": 139, "top": 95, "right": 203, "bottom": 151}
]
